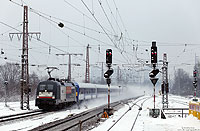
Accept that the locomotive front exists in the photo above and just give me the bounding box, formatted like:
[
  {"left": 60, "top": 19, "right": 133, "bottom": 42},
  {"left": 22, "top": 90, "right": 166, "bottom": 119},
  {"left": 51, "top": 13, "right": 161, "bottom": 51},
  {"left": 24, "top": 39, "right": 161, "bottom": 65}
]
[{"left": 35, "top": 80, "right": 60, "bottom": 109}]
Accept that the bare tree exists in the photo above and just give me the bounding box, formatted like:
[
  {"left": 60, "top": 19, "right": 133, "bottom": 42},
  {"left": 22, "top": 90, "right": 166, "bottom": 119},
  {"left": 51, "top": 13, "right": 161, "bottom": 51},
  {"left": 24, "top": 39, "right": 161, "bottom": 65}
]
[
  {"left": 171, "top": 68, "right": 192, "bottom": 96},
  {"left": 0, "top": 63, "right": 20, "bottom": 97},
  {"left": 29, "top": 72, "right": 40, "bottom": 97}
]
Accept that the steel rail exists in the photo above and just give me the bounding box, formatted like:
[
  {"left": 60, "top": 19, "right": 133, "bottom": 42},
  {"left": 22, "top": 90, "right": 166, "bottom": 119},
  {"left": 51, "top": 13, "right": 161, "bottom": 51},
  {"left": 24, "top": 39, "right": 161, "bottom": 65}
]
[
  {"left": 130, "top": 97, "right": 150, "bottom": 131},
  {"left": 107, "top": 96, "right": 150, "bottom": 131},
  {"left": 31, "top": 96, "right": 141, "bottom": 131},
  {"left": 0, "top": 109, "right": 45, "bottom": 124}
]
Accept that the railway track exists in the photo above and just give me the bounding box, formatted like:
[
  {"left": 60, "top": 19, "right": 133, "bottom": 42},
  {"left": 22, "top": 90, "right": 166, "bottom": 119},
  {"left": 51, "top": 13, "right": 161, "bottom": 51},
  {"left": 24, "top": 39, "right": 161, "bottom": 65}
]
[
  {"left": 30, "top": 96, "right": 141, "bottom": 131},
  {"left": 107, "top": 96, "right": 151, "bottom": 131},
  {"left": 169, "top": 96, "right": 189, "bottom": 106},
  {"left": 0, "top": 109, "right": 46, "bottom": 125},
  {"left": 172, "top": 100, "right": 188, "bottom": 106}
]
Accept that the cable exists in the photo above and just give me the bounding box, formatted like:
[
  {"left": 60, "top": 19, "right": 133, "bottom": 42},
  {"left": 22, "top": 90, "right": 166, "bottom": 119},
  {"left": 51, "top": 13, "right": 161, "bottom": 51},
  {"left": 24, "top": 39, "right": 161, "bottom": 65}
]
[
  {"left": 8, "top": 3, "right": 114, "bottom": 49},
  {"left": 9, "top": 0, "right": 23, "bottom": 7},
  {"left": 112, "top": 0, "right": 132, "bottom": 46},
  {"left": 63, "top": 0, "right": 113, "bottom": 34},
  {"left": 103, "top": 0, "right": 133, "bottom": 63},
  {"left": 0, "top": 21, "right": 68, "bottom": 53},
  {"left": 98, "top": 0, "right": 116, "bottom": 35},
  {"left": 27, "top": 6, "right": 116, "bottom": 48},
  {"left": 105, "top": 0, "right": 122, "bottom": 34},
  {"left": 6, "top": 5, "right": 125, "bottom": 65},
  {"left": 0, "top": 23, "right": 22, "bottom": 36},
  {"left": 63, "top": 0, "right": 97, "bottom": 24},
  {"left": 38, "top": 12, "right": 128, "bottom": 64},
  {"left": 10, "top": 0, "right": 197, "bottom": 48},
  {"left": 80, "top": 0, "right": 130, "bottom": 64}
]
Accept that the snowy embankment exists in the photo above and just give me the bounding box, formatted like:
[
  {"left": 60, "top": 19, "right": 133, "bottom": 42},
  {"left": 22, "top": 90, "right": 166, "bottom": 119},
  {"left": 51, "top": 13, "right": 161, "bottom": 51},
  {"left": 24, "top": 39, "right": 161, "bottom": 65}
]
[{"left": 92, "top": 95, "right": 200, "bottom": 131}]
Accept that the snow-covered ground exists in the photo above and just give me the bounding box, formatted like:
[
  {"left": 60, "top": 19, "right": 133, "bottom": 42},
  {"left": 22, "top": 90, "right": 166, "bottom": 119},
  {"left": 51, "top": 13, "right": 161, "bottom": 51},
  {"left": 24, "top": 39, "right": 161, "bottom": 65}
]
[
  {"left": 0, "top": 89, "right": 142, "bottom": 131},
  {"left": 92, "top": 95, "right": 200, "bottom": 131},
  {"left": 0, "top": 85, "right": 145, "bottom": 131},
  {"left": 1, "top": 86, "right": 198, "bottom": 131}
]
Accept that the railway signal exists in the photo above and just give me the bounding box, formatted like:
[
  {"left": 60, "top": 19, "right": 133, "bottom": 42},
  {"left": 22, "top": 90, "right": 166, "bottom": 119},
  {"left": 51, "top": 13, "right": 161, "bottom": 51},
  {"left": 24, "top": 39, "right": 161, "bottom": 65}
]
[
  {"left": 150, "top": 78, "right": 159, "bottom": 86},
  {"left": 104, "top": 68, "right": 114, "bottom": 78},
  {"left": 149, "top": 41, "right": 160, "bottom": 117},
  {"left": 151, "top": 41, "right": 157, "bottom": 67},
  {"left": 106, "top": 49, "right": 112, "bottom": 65},
  {"left": 194, "top": 70, "right": 197, "bottom": 77},
  {"left": 193, "top": 70, "right": 198, "bottom": 101},
  {"left": 193, "top": 80, "right": 197, "bottom": 86},
  {"left": 103, "top": 49, "right": 114, "bottom": 117},
  {"left": 149, "top": 69, "right": 159, "bottom": 78},
  {"left": 149, "top": 68, "right": 159, "bottom": 86}
]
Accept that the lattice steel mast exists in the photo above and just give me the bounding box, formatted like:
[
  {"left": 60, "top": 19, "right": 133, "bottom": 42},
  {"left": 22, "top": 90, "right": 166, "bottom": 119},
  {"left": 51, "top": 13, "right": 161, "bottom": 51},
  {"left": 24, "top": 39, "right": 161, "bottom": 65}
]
[
  {"left": 85, "top": 44, "right": 91, "bottom": 83},
  {"left": 21, "top": 6, "right": 30, "bottom": 110},
  {"left": 161, "top": 53, "right": 169, "bottom": 108}
]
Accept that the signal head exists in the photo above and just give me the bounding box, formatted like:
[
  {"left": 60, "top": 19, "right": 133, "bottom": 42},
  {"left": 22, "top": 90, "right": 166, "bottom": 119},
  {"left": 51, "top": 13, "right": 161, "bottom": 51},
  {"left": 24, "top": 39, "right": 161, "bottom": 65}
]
[
  {"left": 104, "top": 68, "right": 114, "bottom": 78},
  {"left": 149, "top": 69, "right": 159, "bottom": 78},
  {"left": 193, "top": 70, "right": 197, "bottom": 77},
  {"left": 106, "top": 49, "right": 112, "bottom": 65},
  {"left": 151, "top": 41, "right": 157, "bottom": 64}
]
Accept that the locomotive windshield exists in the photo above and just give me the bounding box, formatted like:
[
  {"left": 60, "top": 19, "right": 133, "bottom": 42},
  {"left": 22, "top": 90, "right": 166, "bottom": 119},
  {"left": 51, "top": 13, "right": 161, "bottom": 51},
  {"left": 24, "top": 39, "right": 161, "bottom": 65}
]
[
  {"left": 39, "top": 84, "right": 54, "bottom": 91},
  {"left": 47, "top": 84, "right": 54, "bottom": 90},
  {"left": 39, "top": 84, "right": 45, "bottom": 91}
]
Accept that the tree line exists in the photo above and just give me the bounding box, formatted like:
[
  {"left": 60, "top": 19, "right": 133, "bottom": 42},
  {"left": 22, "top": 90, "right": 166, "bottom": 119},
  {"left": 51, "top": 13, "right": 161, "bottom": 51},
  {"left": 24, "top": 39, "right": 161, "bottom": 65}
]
[
  {"left": 0, "top": 63, "right": 41, "bottom": 101},
  {"left": 0, "top": 62, "right": 198, "bottom": 102},
  {"left": 171, "top": 63, "right": 200, "bottom": 97}
]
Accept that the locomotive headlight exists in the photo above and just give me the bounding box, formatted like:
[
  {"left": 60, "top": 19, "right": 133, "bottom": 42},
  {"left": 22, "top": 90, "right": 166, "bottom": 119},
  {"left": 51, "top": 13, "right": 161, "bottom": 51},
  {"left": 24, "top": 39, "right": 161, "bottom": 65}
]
[
  {"left": 37, "top": 96, "right": 39, "bottom": 98},
  {"left": 52, "top": 96, "right": 55, "bottom": 99}
]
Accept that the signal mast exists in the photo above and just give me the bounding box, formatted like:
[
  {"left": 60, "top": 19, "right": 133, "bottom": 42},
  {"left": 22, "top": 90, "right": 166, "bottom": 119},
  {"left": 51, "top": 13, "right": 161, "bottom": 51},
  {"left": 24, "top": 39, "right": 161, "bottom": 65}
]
[
  {"left": 149, "top": 41, "right": 160, "bottom": 118},
  {"left": 102, "top": 49, "right": 114, "bottom": 117}
]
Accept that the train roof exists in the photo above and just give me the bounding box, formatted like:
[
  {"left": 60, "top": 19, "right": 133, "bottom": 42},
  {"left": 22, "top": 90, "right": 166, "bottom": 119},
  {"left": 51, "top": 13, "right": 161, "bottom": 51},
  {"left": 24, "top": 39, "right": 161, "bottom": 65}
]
[
  {"left": 39, "top": 80, "right": 60, "bottom": 85},
  {"left": 78, "top": 83, "right": 119, "bottom": 89}
]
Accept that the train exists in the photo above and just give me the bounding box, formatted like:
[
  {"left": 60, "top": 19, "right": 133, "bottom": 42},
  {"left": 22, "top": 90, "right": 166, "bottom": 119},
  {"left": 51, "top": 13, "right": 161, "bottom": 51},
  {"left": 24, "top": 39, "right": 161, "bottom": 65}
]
[{"left": 35, "top": 78, "right": 120, "bottom": 110}]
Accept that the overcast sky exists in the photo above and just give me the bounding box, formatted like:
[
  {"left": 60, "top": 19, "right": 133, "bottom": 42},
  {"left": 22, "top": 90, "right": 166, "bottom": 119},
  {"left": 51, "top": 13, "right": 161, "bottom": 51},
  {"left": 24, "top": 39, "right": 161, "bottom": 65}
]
[{"left": 1, "top": 0, "right": 200, "bottom": 82}]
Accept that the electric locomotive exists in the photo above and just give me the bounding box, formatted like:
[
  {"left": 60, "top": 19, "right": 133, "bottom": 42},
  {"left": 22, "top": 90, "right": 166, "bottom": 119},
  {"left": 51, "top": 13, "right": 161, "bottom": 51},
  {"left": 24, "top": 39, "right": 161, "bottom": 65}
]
[{"left": 35, "top": 78, "right": 78, "bottom": 110}]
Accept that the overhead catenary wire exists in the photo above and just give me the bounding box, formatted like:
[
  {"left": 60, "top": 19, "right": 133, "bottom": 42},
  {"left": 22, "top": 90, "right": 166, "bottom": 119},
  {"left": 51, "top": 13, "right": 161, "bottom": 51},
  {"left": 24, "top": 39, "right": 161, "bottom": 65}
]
[
  {"left": 25, "top": 7, "right": 128, "bottom": 64},
  {"left": 10, "top": 0, "right": 200, "bottom": 47},
  {"left": 1, "top": 23, "right": 22, "bottom": 36},
  {"left": 9, "top": 0, "right": 199, "bottom": 68},
  {"left": 63, "top": 0, "right": 113, "bottom": 34},
  {"left": 112, "top": 0, "right": 132, "bottom": 47},
  {"left": 14, "top": 4, "right": 115, "bottom": 48},
  {"left": 98, "top": 0, "right": 116, "bottom": 35},
  {"left": 0, "top": 21, "right": 69, "bottom": 72},
  {"left": 105, "top": 0, "right": 122, "bottom": 34},
  {"left": 58, "top": 32, "right": 127, "bottom": 63},
  {"left": 0, "top": 30, "right": 59, "bottom": 67},
  {"left": 0, "top": 20, "right": 68, "bottom": 54},
  {"left": 5, "top": 0, "right": 145, "bottom": 76},
  {"left": 10, "top": 0, "right": 195, "bottom": 47},
  {"left": 29, "top": 7, "right": 119, "bottom": 39},
  {"left": 80, "top": 0, "right": 131, "bottom": 64},
  {"left": 101, "top": 0, "right": 133, "bottom": 63}
]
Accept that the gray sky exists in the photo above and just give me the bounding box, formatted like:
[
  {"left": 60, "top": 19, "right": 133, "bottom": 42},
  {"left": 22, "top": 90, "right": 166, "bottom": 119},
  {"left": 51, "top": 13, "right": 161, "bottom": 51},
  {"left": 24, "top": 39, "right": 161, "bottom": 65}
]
[{"left": 1, "top": 0, "right": 200, "bottom": 81}]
